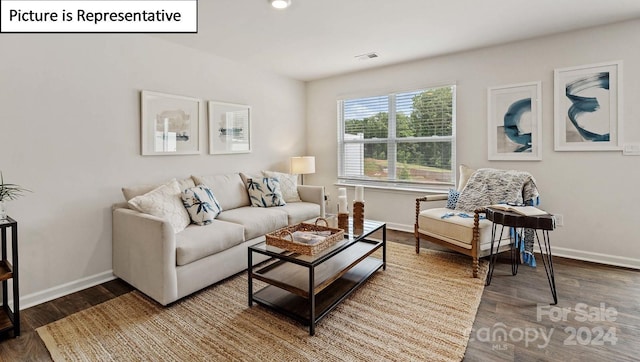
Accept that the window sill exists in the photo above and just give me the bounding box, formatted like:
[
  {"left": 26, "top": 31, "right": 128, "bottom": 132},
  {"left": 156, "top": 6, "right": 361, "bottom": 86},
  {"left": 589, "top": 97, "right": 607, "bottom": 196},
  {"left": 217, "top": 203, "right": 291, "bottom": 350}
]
[{"left": 334, "top": 181, "right": 450, "bottom": 195}]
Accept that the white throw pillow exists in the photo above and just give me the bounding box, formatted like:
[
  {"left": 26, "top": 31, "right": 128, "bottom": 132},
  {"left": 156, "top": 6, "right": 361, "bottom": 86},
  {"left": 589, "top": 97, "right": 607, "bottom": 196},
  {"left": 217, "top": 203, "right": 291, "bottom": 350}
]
[
  {"left": 181, "top": 185, "right": 222, "bottom": 225},
  {"left": 457, "top": 164, "right": 476, "bottom": 192},
  {"left": 262, "top": 170, "right": 301, "bottom": 202},
  {"left": 128, "top": 179, "right": 191, "bottom": 233},
  {"left": 247, "top": 177, "right": 286, "bottom": 207}
]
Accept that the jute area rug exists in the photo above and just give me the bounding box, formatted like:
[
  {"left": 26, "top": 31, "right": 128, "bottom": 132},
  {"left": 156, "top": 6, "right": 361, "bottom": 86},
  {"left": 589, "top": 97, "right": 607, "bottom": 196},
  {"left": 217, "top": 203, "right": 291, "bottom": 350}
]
[{"left": 37, "top": 242, "right": 487, "bottom": 362}]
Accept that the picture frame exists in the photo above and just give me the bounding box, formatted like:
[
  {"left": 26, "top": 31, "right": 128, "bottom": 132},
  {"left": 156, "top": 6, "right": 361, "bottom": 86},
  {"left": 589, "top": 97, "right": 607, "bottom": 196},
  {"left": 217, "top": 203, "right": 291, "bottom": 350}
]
[
  {"left": 208, "top": 101, "right": 251, "bottom": 154},
  {"left": 140, "top": 90, "right": 202, "bottom": 156},
  {"left": 487, "top": 81, "right": 542, "bottom": 161},
  {"left": 554, "top": 61, "right": 623, "bottom": 151}
]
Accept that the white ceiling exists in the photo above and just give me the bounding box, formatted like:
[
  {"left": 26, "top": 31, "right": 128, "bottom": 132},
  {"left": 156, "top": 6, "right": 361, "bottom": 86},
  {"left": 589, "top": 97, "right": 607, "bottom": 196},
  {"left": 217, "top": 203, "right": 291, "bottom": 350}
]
[{"left": 157, "top": 0, "right": 640, "bottom": 81}]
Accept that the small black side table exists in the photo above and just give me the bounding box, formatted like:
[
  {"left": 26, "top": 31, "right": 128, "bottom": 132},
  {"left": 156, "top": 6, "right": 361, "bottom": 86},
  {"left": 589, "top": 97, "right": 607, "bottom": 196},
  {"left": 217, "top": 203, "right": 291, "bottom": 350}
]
[
  {"left": 0, "top": 216, "right": 19, "bottom": 337},
  {"left": 485, "top": 207, "right": 558, "bottom": 305}
]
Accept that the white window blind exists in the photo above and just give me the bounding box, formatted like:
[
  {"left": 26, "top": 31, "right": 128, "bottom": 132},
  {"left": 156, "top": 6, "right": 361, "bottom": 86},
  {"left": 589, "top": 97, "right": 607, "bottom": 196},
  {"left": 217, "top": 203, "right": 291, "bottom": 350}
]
[{"left": 338, "top": 85, "right": 456, "bottom": 189}]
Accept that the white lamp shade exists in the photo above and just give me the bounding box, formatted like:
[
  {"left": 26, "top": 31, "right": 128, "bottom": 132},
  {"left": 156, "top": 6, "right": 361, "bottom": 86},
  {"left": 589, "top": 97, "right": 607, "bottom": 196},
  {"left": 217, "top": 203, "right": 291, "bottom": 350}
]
[{"left": 290, "top": 156, "right": 316, "bottom": 175}]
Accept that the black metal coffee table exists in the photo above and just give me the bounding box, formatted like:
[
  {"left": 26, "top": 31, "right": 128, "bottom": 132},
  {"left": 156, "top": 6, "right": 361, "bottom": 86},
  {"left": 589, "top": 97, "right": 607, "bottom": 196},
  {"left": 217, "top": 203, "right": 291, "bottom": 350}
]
[{"left": 248, "top": 219, "right": 386, "bottom": 335}]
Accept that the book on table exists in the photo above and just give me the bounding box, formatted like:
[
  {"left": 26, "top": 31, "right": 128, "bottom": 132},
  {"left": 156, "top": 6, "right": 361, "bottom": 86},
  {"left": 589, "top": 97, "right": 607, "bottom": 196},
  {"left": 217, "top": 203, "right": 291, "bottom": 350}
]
[{"left": 488, "top": 204, "right": 548, "bottom": 216}]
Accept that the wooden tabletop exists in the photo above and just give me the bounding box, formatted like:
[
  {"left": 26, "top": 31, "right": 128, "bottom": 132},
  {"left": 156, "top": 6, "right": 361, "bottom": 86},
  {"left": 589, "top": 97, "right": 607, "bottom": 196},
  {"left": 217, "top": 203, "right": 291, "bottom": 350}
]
[{"left": 485, "top": 207, "right": 555, "bottom": 230}]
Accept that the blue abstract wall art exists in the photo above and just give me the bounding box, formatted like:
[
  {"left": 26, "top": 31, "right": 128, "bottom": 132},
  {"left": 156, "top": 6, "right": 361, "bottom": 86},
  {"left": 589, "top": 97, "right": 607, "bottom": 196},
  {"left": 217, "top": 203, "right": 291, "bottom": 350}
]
[
  {"left": 488, "top": 81, "right": 541, "bottom": 161},
  {"left": 565, "top": 72, "right": 610, "bottom": 142},
  {"left": 503, "top": 98, "right": 532, "bottom": 152},
  {"left": 554, "top": 61, "right": 621, "bottom": 151}
]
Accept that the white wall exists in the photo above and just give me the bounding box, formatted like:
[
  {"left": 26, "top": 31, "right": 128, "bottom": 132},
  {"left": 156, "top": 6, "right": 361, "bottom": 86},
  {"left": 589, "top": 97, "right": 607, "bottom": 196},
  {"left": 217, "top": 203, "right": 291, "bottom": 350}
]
[
  {"left": 306, "top": 19, "right": 640, "bottom": 268},
  {"left": 0, "top": 35, "right": 306, "bottom": 306}
]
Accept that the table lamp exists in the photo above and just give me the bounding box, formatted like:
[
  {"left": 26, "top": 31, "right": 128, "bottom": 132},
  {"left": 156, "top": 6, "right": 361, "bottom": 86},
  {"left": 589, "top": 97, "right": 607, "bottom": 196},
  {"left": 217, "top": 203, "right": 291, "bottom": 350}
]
[{"left": 290, "top": 156, "right": 315, "bottom": 185}]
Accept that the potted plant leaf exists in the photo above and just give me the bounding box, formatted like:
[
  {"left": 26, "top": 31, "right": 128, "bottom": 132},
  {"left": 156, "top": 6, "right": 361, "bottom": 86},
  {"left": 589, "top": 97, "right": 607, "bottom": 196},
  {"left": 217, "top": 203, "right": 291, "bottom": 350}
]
[{"left": 0, "top": 172, "right": 31, "bottom": 220}]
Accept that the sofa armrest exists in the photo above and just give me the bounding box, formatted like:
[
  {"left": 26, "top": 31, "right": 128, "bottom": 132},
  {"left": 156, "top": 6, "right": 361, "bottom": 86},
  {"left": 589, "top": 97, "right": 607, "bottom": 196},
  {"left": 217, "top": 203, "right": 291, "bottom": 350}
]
[
  {"left": 112, "top": 207, "right": 178, "bottom": 305},
  {"left": 297, "top": 185, "right": 325, "bottom": 217}
]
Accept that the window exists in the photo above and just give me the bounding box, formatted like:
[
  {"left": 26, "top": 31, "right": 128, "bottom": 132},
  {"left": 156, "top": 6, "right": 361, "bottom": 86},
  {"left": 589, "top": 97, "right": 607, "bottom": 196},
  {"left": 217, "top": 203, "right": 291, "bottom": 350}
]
[{"left": 337, "top": 85, "right": 456, "bottom": 190}]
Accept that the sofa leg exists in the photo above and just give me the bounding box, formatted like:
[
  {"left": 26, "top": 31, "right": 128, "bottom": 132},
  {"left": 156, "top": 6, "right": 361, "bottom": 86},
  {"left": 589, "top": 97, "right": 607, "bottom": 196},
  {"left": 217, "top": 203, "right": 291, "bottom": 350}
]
[{"left": 472, "top": 257, "right": 479, "bottom": 278}]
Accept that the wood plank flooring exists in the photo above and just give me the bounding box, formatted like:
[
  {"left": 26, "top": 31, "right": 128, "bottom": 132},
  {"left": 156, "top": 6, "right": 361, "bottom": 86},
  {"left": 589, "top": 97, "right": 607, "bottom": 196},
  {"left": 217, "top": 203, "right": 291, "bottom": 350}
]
[{"left": 1, "top": 230, "right": 638, "bottom": 361}]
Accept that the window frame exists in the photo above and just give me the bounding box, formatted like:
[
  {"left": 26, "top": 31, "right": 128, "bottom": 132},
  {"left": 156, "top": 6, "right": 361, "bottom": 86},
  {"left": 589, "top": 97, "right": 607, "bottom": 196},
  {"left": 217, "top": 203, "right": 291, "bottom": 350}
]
[{"left": 337, "top": 85, "right": 457, "bottom": 191}]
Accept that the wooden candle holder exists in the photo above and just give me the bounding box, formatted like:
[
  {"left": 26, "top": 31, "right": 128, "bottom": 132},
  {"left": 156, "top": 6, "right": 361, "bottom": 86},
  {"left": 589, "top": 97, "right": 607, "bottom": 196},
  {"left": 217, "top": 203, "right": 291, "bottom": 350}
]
[
  {"left": 338, "top": 213, "right": 349, "bottom": 231},
  {"left": 353, "top": 201, "right": 364, "bottom": 231}
]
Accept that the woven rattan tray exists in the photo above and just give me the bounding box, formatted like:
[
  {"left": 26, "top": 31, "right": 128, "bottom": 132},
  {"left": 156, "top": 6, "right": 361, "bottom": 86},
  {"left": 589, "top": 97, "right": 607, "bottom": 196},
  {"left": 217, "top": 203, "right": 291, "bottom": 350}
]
[{"left": 265, "top": 218, "right": 345, "bottom": 256}]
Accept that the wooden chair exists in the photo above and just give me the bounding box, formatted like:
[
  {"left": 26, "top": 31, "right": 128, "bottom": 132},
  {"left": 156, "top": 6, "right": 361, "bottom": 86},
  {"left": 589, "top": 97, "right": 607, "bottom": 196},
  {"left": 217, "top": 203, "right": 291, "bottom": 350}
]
[{"left": 414, "top": 197, "right": 512, "bottom": 278}]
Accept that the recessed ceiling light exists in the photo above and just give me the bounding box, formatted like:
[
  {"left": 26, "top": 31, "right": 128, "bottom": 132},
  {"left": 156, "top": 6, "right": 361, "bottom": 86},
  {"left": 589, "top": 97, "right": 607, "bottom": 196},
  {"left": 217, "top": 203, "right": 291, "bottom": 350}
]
[
  {"left": 270, "top": 0, "right": 291, "bottom": 9},
  {"left": 355, "top": 52, "right": 379, "bottom": 60}
]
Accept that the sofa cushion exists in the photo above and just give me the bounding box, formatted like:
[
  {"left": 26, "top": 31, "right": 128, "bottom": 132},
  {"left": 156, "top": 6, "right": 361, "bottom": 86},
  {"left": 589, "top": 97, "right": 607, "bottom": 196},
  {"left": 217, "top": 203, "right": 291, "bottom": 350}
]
[
  {"left": 192, "top": 173, "right": 250, "bottom": 210},
  {"left": 247, "top": 177, "right": 286, "bottom": 207},
  {"left": 417, "top": 207, "right": 509, "bottom": 249},
  {"left": 275, "top": 202, "right": 321, "bottom": 225},
  {"left": 262, "top": 171, "right": 301, "bottom": 202},
  {"left": 181, "top": 185, "right": 222, "bottom": 225},
  {"left": 122, "top": 178, "right": 195, "bottom": 202},
  {"left": 175, "top": 220, "right": 245, "bottom": 266},
  {"left": 217, "top": 206, "right": 288, "bottom": 240},
  {"left": 127, "top": 179, "right": 191, "bottom": 233}
]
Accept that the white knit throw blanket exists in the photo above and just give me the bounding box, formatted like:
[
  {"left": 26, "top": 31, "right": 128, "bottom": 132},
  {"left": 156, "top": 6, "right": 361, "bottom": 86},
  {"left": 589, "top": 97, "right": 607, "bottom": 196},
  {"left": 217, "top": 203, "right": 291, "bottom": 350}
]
[
  {"left": 455, "top": 168, "right": 539, "bottom": 213},
  {"left": 454, "top": 168, "right": 540, "bottom": 267}
]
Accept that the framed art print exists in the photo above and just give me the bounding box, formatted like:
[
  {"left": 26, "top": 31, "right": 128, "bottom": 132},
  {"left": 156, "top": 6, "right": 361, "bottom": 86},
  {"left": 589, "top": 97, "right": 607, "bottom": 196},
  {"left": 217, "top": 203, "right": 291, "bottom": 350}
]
[
  {"left": 487, "top": 81, "right": 542, "bottom": 161},
  {"left": 554, "top": 61, "right": 622, "bottom": 151},
  {"left": 141, "top": 90, "right": 202, "bottom": 156},
  {"left": 208, "top": 101, "right": 251, "bottom": 154}
]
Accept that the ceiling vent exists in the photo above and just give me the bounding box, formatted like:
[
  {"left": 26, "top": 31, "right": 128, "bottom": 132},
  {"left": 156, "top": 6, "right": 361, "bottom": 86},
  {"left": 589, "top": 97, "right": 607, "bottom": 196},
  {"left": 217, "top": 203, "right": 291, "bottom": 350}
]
[{"left": 355, "top": 52, "right": 379, "bottom": 60}]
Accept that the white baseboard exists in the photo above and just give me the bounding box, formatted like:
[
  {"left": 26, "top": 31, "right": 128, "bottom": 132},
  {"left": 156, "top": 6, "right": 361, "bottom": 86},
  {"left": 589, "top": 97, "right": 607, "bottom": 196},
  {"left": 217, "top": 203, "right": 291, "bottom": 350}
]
[
  {"left": 387, "top": 222, "right": 413, "bottom": 233},
  {"left": 390, "top": 222, "right": 640, "bottom": 270},
  {"left": 19, "top": 270, "right": 116, "bottom": 310},
  {"left": 534, "top": 245, "right": 640, "bottom": 270}
]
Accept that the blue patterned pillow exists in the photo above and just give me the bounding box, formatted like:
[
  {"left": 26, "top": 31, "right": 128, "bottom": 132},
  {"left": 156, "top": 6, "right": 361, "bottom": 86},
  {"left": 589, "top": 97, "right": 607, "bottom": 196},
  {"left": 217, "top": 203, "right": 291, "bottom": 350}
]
[
  {"left": 446, "top": 188, "right": 460, "bottom": 209},
  {"left": 247, "top": 177, "right": 286, "bottom": 207},
  {"left": 181, "top": 185, "right": 222, "bottom": 225}
]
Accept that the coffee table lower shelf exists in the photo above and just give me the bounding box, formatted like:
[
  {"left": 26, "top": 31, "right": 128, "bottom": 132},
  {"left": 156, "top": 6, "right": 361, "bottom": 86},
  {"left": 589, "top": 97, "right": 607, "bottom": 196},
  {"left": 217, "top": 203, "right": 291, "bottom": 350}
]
[{"left": 251, "top": 257, "right": 383, "bottom": 334}]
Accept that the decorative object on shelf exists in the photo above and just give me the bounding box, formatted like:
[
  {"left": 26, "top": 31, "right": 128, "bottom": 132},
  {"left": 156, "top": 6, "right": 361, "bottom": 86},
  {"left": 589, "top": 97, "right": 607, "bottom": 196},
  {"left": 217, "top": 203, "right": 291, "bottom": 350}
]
[
  {"left": 290, "top": 156, "right": 315, "bottom": 185},
  {"left": 337, "top": 212, "right": 349, "bottom": 231},
  {"left": 554, "top": 60, "right": 623, "bottom": 151},
  {"left": 487, "top": 81, "right": 542, "bottom": 161},
  {"left": 354, "top": 185, "right": 364, "bottom": 202},
  {"left": 0, "top": 172, "right": 31, "bottom": 220},
  {"left": 336, "top": 187, "right": 349, "bottom": 230},
  {"left": 337, "top": 187, "right": 347, "bottom": 212},
  {"left": 141, "top": 90, "right": 202, "bottom": 156},
  {"left": 353, "top": 201, "right": 364, "bottom": 231},
  {"left": 209, "top": 101, "right": 251, "bottom": 154},
  {"left": 337, "top": 195, "right": 347, "bottom": 213},
  {"left": 353, "top": 185, "right": 365, "bottom": 231}
]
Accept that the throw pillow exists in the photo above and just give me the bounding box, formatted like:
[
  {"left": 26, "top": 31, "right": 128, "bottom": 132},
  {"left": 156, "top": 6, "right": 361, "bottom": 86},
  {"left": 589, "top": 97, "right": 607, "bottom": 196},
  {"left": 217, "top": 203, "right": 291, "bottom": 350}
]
[
  {"left": 127, "top": 179, "right": 191, "bottom": 233},
  {"left": 446, "top": 188, "right": 460, "bottom": 209},
  {"left": 247, "top": 177, "right": 286, "bottom": 207},
  {"left": 181, "top": 185, "right": 222, "bottom": 225},
  {"left": 262, "top": 170, "right": 301, "bottom": 202},
  {"left": 457, "top": 164, "right": 476, "bottom": 192}
]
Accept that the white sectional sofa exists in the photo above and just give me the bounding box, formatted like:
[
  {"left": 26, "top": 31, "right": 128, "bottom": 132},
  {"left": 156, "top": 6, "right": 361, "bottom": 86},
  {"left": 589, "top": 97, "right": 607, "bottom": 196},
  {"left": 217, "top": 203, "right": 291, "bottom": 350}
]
[{"left": 112, "top": 172, "right": 325, "bottom": 306}]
